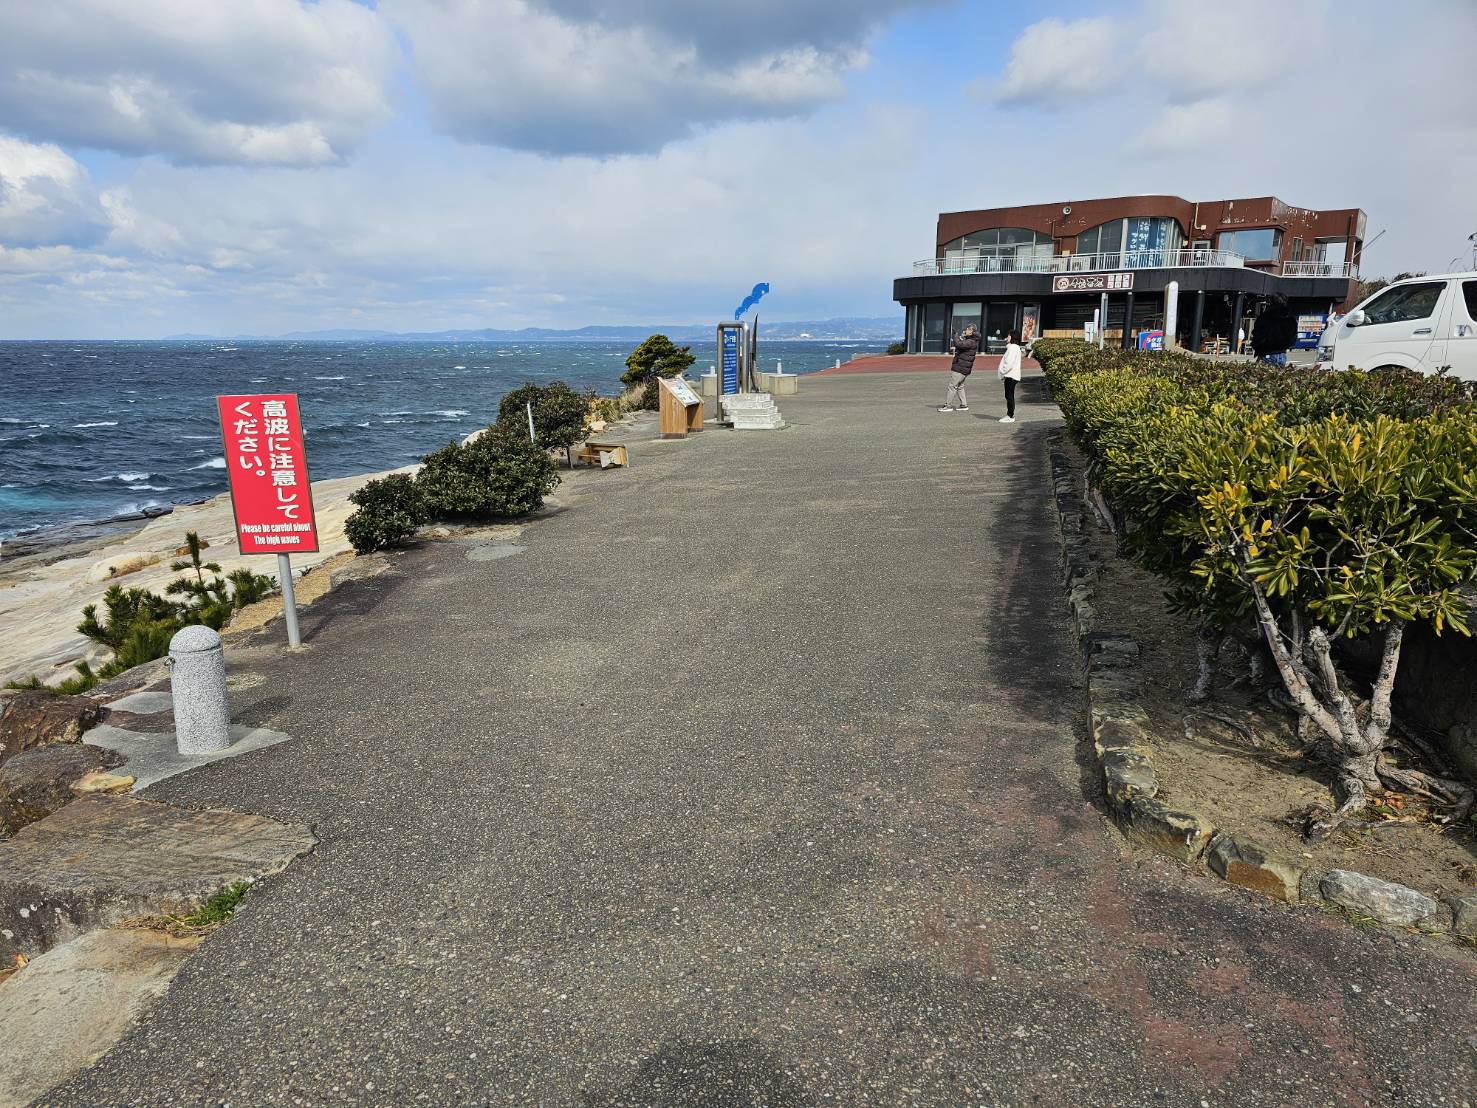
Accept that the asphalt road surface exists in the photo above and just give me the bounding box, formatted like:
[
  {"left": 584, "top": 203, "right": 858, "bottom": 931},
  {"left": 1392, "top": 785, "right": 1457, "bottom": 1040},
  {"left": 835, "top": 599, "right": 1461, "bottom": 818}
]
[{"left": 48, "top": 372, "right": 1476, "bottom": 1106}]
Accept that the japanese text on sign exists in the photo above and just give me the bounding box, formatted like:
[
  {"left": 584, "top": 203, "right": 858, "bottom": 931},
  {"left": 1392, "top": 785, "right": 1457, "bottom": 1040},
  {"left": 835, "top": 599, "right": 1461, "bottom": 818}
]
[
  {"left": 1052, "top": 272, "right": 1134, "bottom": 293},
  {"left": 216, "top": 393, "right": 320, "bottom": 554}
]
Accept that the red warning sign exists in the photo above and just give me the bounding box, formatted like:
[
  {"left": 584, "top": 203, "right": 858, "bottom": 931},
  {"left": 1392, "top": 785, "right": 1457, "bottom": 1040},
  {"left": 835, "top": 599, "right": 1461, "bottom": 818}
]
[{"left": 216, "top": 393, "right": 319, "bottom": 555}]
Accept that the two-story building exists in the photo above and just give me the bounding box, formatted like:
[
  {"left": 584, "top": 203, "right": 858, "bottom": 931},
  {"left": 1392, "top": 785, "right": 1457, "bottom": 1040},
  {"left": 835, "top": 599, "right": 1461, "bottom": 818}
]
[{"left": 893, "top": 195, "right": 1365, "bottom": 354}]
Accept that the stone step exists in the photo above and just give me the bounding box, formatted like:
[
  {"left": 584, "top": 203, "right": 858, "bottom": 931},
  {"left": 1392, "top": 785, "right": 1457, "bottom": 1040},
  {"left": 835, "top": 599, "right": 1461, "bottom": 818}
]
[
  {"left": 721, "top": 391, "right": 784, "bottom": 429},
  {"left": 720, "top": 397, "right": 778, "bottom": 411},
  {"left": 0, "top": 794, "right": 316, "bottom": 957}
]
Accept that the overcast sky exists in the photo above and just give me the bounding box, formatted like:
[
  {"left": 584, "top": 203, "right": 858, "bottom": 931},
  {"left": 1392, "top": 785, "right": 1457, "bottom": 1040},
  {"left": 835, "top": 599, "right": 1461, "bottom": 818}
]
[{"left": 0, "top": 0, "right": 1472, "bottom": 338}]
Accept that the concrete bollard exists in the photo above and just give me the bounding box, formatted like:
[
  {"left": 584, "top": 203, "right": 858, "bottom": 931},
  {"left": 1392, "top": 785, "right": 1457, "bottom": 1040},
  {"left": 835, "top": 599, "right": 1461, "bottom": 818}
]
[{"left": 169, "top": 625, "right": 231, "bottom": 754}]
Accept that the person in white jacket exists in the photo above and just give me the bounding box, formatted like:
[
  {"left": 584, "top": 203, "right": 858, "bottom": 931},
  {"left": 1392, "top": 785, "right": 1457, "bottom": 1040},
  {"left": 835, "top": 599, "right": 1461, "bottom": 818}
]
[{"left": 997, "top": 330, "right": 1023, "bottom": 423}]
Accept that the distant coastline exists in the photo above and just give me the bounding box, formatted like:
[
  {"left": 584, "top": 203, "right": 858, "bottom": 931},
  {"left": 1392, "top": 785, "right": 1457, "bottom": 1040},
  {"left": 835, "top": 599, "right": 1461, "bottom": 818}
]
[{"left": 153, "top": 317, "right": 904, "bottom": 344}]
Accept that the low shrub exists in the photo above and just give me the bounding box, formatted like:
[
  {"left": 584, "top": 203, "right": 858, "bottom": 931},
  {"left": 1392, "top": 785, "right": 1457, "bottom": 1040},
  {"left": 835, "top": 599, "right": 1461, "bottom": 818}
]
[
  {"left": 589, "top": 395, "right": 622, "bottom": 424},
  {"left": 416, "top": 426, "right": 560, "bottom": 521},
  {"left": 622, "top": 334, "right": 694, "bottom": 410},
  {"left": 7, "top": 534, "right": 277, "bottom": 694},
  {"left": 1040, "top": 338, "right": 1477, "bottom": 830},
  {"left": 345, "top": 473, "right": 427, "bottom": 555},
  {"left": 497, "top": 380, "right": 591, "bottom": 459},
  {"left": 886, "top": 341, "right": 906, "bottom": 356}
]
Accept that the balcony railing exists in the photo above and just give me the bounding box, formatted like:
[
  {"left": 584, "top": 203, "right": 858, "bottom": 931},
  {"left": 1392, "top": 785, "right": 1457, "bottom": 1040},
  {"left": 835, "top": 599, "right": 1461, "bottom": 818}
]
[
  {"left": 1281, "top": 260, "right": 1360, "bottom": 278},
  {"left": 909, "top": 251, "right": 1358, "bottom": 279}
]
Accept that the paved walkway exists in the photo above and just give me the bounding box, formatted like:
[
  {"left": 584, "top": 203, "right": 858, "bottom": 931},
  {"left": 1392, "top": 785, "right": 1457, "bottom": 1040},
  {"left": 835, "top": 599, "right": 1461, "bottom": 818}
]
[
  {"left": 815, "top": 354, "right": 1040, "bottom": 376},
  {"left": 49, "top": 374, "right": 1475, "bottom": 1105}
]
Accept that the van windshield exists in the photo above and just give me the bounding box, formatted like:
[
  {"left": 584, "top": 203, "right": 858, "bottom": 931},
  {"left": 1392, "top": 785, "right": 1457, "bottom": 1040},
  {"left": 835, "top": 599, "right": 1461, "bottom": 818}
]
[{"left": 1363, "top": 282, "right": 1444, "bottom": 325}]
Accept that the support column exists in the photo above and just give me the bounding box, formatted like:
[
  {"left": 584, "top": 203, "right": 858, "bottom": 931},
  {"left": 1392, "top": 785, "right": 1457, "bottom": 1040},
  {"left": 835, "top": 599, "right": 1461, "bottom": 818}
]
[
  {"left": 1190, "top": 290, "right": 1206, "bottom": 353},
  {"left": 1121, "top": 290, "right": 1136, "bottom": 350},
  {"left": 1230, "top": 292, "right": 1245, "bottom": 355}
]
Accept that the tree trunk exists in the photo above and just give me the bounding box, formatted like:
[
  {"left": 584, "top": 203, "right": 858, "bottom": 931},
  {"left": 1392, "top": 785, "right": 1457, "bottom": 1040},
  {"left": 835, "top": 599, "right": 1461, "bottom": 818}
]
[{"left": 1342, "top": 749, "right": 1382, "bottom": 791}]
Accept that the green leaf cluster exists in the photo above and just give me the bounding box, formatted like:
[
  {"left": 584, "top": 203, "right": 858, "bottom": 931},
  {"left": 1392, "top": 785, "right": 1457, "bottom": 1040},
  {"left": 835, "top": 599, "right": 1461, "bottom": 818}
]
[
  {"left": 345, "top": 473, "right": 427, "bottom": 556},
  {"left": 6, "top": 530, "right": 276, "bottom": 694},
  {"left": 496, "top": 380, "right": 592, "bottom": 452},
  {"left": 621, "top": 334, "right": 695, "bottom": 387},
  {"left": 416, "top": 425, "right": 560, "bottom": 522},
  {"left": 1036, "top": 340, "right": 1477, "bottom": 642}
]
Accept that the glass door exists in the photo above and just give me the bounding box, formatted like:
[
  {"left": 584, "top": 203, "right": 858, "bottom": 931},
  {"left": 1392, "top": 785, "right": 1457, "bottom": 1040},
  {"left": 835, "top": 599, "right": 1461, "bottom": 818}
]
[
  {"left": 948, "top": 302, "right": 982, "bottom": 347},
  {"left": 984, "top": 302, "right": 1017, "bottom": 353},
  {"left": 922, "top": 302, "right": 947, "bottom": 353}
]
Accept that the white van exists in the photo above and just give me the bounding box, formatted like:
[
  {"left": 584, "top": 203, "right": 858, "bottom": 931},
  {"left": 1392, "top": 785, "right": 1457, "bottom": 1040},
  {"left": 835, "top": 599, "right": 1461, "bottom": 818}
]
[{"left": 1317, "top": 272, "right": 1477, "bottom": 380}]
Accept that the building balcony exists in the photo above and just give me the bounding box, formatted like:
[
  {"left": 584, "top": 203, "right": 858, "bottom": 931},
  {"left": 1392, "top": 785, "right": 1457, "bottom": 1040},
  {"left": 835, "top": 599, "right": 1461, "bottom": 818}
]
[{"left": 909, "top": 251, "right": 1357, "bottom": 279}]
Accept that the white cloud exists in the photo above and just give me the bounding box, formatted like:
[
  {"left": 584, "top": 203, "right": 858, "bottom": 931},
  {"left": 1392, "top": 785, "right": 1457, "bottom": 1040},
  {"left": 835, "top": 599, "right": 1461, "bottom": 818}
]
[
  {"left": 1131, "top": 98, "right": 1235, "bottom": 153},
  {"left": 991, "top": 17, "right": 1120, "bottom": 106},
  {"left": 3, "top": 0, "right": 1476, "bottom": 337},
  {"left": 1138, "top": 0, "right": 1316, "bottom": 99},
  {"left": 992, "top": 2, "right": 1322, "bottom": 109},
  {"left": 0, "top": 134, "right": 110, "bottom": 247},
  {"left": 0, "top": 0, "right": 398, "bottom": 166},
  {"left": 387, "top": 0, "right": 926, "bottom": 155},
  {"left": 0, "top": 103, "right": 932, "bottom": 336}
]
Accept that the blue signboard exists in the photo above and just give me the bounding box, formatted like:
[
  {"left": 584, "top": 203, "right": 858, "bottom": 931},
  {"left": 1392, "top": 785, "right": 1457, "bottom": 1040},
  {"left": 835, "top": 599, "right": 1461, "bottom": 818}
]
[
  {"left": 1137, "top": 329, "right": 1165, "bottom": 351},
  {"left": 721, "top": 328, "right": 739, "bottom": 393},
  {"left": 1125, "top": 218, "right": 1167, "bottom": 266}
]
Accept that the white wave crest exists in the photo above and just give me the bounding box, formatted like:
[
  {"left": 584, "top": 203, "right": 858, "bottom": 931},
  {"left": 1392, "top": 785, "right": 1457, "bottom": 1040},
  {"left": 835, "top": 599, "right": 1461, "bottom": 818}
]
[
  {"left": 88, "top": 471, "right": 151, "bottom": 483},
  {"left": 191, "top": 457, "right": 226, "bottom": 470}
]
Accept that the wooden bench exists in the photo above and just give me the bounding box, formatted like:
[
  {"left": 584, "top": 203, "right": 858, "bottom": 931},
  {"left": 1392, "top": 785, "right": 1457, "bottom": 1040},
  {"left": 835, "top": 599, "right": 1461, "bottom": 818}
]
[{"left": 575, "top": 441, "right": 629, "bottom": 468}]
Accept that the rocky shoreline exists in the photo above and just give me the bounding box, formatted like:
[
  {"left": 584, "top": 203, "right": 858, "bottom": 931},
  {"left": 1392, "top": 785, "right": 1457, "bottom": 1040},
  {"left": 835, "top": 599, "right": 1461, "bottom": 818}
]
[{"left": 0, "top": 466, "right": 406, "bottom": 687}]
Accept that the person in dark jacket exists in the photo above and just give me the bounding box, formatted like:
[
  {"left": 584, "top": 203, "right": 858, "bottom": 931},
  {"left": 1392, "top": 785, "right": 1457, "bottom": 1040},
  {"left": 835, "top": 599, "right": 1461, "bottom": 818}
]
[
  {"left": 939, "top": 325, "right": 978, "bottom": 412},
  {"left": 1251, "top": 297, "right": 1298, "bottom": 365}
]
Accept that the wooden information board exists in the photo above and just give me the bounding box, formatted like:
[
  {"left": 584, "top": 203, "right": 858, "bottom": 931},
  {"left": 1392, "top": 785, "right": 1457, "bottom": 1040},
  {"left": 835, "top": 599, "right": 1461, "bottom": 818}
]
[{"left": 658, "top": 376, "right": 704, "bottom": 438}]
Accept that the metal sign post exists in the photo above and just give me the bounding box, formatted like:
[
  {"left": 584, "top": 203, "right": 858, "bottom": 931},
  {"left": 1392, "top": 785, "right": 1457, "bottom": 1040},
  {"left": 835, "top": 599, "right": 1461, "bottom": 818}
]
[
  {"left": 1098, "top": 292, "right": 1108, "bottom": 350},
  {"left": 747, "top": 316, "right": 759, "bottom": 391},
  {"left": 277, "top": 554, "right": 301, "bottom": 647}
]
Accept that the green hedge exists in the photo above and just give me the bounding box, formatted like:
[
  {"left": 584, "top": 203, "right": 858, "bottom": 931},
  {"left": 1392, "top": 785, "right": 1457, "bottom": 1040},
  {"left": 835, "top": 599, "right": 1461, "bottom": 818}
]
[{"left": 1037, "top": 338, "right": 1477, "bottom": 821}]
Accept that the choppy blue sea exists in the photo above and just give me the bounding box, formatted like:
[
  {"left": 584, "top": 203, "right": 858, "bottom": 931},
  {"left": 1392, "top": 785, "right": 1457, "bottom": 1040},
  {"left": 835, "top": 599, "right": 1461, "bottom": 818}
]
[{"left": 0, "top": 339, "right": 882, "bottom": 542}]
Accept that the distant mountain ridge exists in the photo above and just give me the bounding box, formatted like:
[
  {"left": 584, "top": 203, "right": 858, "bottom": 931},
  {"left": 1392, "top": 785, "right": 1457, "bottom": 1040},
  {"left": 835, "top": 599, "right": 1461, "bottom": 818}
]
[{"left": 161, "top": 317, "right": 902, "bottom": 343}]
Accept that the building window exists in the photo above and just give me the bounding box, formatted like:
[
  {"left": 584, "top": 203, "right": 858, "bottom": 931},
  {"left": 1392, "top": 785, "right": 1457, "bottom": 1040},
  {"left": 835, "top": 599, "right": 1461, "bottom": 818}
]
[
  {"left": 1123, "top": 217, "right": 1181, "bottom": 263},
  {"left": 1363, "top": 281, "right": 1444, "bottom": 326},
  {"left": 1076, "top": 220, "right": 1123, "bottom": 259},
  {"left": 922, "top": 302, "right": 947, "bottom": 353},
  {"left": 949, "top": 302, "right": 982, "bottom": 343},
  {"left": 940, "top": 227, "right": 1052, "bottom": 272},
  {"left": 1075, "top": 217, "right": 1183, "bottom": 266},
  {"left": 1218, "top": 228, "right": 1282, "bottom": 261}
]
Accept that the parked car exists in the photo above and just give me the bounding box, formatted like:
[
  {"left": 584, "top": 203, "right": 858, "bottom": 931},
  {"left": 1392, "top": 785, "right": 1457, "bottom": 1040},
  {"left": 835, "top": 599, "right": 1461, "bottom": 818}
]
[{"left": 1318, "top": 272, "right": 1477, "bottom": 379}]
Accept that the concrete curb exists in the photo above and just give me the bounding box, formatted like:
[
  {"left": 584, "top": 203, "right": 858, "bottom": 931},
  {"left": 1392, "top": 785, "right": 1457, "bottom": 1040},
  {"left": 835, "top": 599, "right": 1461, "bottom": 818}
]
[{"left": 1047, "top": 433, "right": 1467, "bottom": 941}]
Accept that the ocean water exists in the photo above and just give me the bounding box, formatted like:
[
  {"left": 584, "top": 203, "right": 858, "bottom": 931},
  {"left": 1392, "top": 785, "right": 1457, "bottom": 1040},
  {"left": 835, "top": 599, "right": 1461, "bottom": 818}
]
[{"left": 0, "top": 339, "right": 882, "bottom": 541}]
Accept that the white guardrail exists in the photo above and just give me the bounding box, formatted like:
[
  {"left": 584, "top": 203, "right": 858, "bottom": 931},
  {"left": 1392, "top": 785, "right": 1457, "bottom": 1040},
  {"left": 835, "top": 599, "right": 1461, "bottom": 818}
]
[{"left": 910, "top": 251, "right": 1357, "bottom": 278}]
